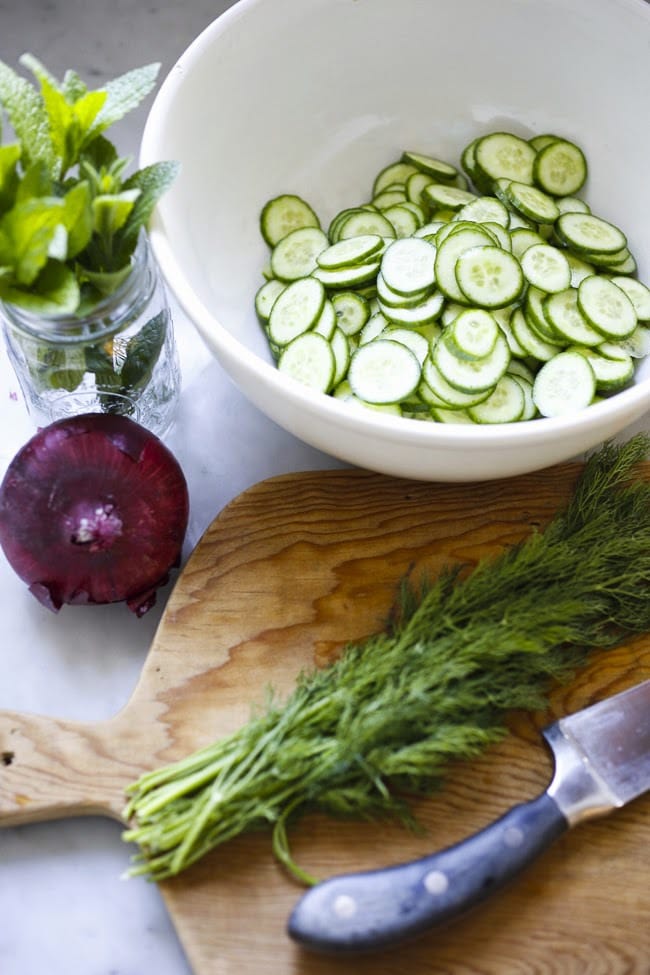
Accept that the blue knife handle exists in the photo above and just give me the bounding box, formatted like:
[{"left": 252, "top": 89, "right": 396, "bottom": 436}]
[{"left": 287, "top": 792, "right": 567, "bottom": 954}]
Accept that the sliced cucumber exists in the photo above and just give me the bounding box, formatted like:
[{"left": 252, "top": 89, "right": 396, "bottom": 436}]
[
  {"left": 532, "top": 138, "right": 587, "bottom": 196},
  {"left": 520, "top": 243, "right": 571, "bottom": 293},
  {"left": 433, "top": 329, "right": 510, "bottom": 393},
  {"left": 468, "top": 374, "right": 525, "bottom": 423},
  {"left": 577, "top": 275, "right": 637, "bottom": 339},
  {"left": 271, "top": 226, "right": 329, "bottom": 281},
  {"left": 402, "top": 150, "right": 458, "bottom": 181},
  {"left": 348, "top": 339, "right": 421, "bottom": 404},
  {"left": 380, "top": 237, "right": 437, "bottom": 295},
  {"left": 257, "top": 129, "right": 649, "bottom": 427},
  {"left": 544, "top": 288, "right": 603, "bottom": 346},
  {"left": 556, "top": 212, "right": 627, "bottom": 255},
  {"left": 255, "top": 278, "right": 286, "bottom": 321},
  {"left": 331, "top": 291, "right": 370, "bottom": 336},
  {"left": 446, "top": 308, "right": 499, "bottom": 361},
  {"left": 278, "top": 331, "right": 335, "bottom": 393},
  {"left": 502, "top": 180, "right": 560, "bottom": 224},
  {"left": 316, "top": 235, "right": 384, "bottom": 270},
  {"left": 454, "top": 245, "right": 525, "bottom": 308},
  {"left": 532, "top": 350, "right": 596, "bottom": 417},
  {"left": 609, "top": 276, "right": 650, "bottom": 322},
  {"left": 474, "top": 132, "right": 536, "bottom": 185},
  {"left": 434, "top": 226, "right": 496, "bottom": 302},
  {"left": 268, "top": 277, "right": 325, "bottom": 346},
  {"left": 260, "top": 194, "right": 320, "bottom": 246}
]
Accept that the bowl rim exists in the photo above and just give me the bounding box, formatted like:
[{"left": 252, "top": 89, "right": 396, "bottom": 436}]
[{"left": 141, "top": 0, "right": 650, "bottom": 452}]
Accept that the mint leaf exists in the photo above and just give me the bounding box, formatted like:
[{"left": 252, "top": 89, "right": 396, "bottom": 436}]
[
  {"left": 0, "top": 59, "right": 56, "bottom": 176},
  {"left": 0, "top": 259, "right": 79, "bottom": 314},
  {"left": 61, "top": 70, "right": 88, "bottom": 103},
  {"left": 15, "top": 161, "right": 52, "bottom": 204},
  {"left": 114, "top": 161, "right": 180, "bottom": 263},
  {"left": 91, "top": 188, "right": 140, "bottom": 239},
  {"left": 0, "top": 143, "right": 21, "bottom": 212},
  {"left": 62, "top": 181, "right": 92, "bottom": 258},
  {"left": 0, "top": 197, "right": 65, "bottom": 285},
  {"left": 89, "top": 63, "right": 160, "bottom": 139}
]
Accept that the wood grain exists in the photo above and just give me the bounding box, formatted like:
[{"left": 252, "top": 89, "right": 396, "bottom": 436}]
[{"left": 1, "top": 464, "right": 648, "bottom": 975}]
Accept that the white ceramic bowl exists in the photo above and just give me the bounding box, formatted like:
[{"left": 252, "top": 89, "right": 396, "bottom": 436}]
[{"left": 141, "top": 0, "right": 650, "bottom": 481}]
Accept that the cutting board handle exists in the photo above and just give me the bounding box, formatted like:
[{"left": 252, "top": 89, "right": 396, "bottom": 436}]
[{"left": 0, "top": 707, "right": 141, "bottom": 826}]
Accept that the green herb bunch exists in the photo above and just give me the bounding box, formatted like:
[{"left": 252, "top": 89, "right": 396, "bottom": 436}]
[
  {"left": 0, "top": 55, "right": 178, "bottom": 315},
  {"left": 124, "top": 437, "right": 650, "bottom": 884}
]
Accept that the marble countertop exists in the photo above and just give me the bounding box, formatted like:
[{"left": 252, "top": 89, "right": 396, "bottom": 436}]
[{"left": 0, "top": 3, "right": 342, "bottom": 973}]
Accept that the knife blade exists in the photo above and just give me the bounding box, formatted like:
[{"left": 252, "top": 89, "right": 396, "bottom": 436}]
[{"left": 287, "top": 679, "right": 650, "bottom": 955}]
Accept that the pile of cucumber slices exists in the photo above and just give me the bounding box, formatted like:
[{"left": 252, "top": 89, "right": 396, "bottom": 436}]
[{"left": 255, "top": 131, "right": 650, "bottom": 423}]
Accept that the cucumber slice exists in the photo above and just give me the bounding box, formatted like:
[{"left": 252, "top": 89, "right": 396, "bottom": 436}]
[
  {"left": 383, "top": 203, "right": 420, "bottom": 238},
  {"left": 359, "top": 311, "right": 389, "bottom": 345},
  {"left": 577, "top": 276, "right": 637, "bottom": 339},
  {"left": 421, "top": 357, "right": 492, "bottom": 408},
  {"left": 503, "top": 180, "right": 560, "bottom": 224},
  {"left": 312, "top": 260, "right": 380, "bottom": 288},
  {"left": 316, "top": 235, "right": 383, "bottom": 270},
  {"left": 433, "top": 330, "right": 510, "bottom": 393},
  {"left": 510, "top": 307, "right": 558, "bottom": 362},
  {"left": 372, "top": 161, "right": 419, "bottom": 196},
  {"left": 556, "top": 212, "right": 627, "bottom": 255},
  {"left": 383, "top": 327, "right": 430, "bottom": 364},
  {"left": 401, "top": 151, "right": 458, "bottom": 181},
  {"left": 330, "top": 327, "right": 352, "bottom": 386},
  {"left": 422, "top": 183, "right": 477, "bottom": 211},
  {"left": 313, "top": 299, "right": 337, "bottom": 339},
  {"left": 446, "top": 308, "right": 499, "bottom": 361},
  {"left": 372, "top": 189, "right": 408, "bottom": 210},
  {"left": 348, "top": 339, "right": 421, "bottom": 404},
  {"left": 454, "top": 245, "right": 525, "bottom": 308},
  {"left": 278, "top": 331, "right": 335, "bottom": 393},
  {"left": 543, "top": 288, "right": 603, "bottom": 346},
  {"left": 430, "top": 406, "right": 477, "bottom": 424},
  {"left": 455, "top": 196, "right": 511, "bottom": 228},
  {"left": 255, "top": 278, "right": 286, "bottom": 321},
  {"left": 474, "top": 132, "right": 536, "bottom": 185},
  {"left": 510, "top": 228, "right": 546, "bottom": 260},
  {"left": 270, "top": 226, "right": 329, "bottom": 281},
  {"left": 336, "top": 209, "right": 397, "bottom": 240},
  {"left": 268, "top": 277, "right": 326, "bottom": 346},
  {"left": 610, "top": 276, "right": 650, "bottom": 322},
  {"left": 468, "top": 374, "right": 526, "bottom": 423},
  {"left": 376, "top": 271, "right": 429, "bottom": 308},
  {"left": 434, "top": 226, "right": 496, "bottom": 302},
  {"left": 260, "top": 194, "right": 320, "bottom": 246},
  {"left": 532, "top": 138, "right": 587, "bottom": 196},
  {"left": 528, "top": 133, "right": 561, "bottom": 152},
  {"left": 379, "top": 289, "right": 445, "bottom": 327},
  {"left": 532, "top": 350, "right": 596, "bottom": 417},
  {"left": 520, "top": 243, "right": 571, "bottom": 293},
  {"left": 380, "top": 237, "right": 437, "bottom": 295},
  {"left": 331, "top": 291, "right": 370, "bottom": 336},
  {"left": 573, "top": 346, "right": 634, "bottom": 393},
  {"left": 555, "top": 196, "right": 590, "bottom": 215}
]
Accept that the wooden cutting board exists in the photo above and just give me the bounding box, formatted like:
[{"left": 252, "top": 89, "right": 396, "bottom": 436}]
[{"left": 1, "top": 464, "right": 648, "bottom": 975}]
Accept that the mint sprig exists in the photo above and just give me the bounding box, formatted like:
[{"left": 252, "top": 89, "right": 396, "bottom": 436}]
[{"left": 0, "top": 55, "right": 178, "bottom": 315}]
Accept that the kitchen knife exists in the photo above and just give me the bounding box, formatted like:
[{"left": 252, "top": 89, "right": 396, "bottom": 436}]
[{"left": 288, "top": 679, "right": 650, "bottom": 954}]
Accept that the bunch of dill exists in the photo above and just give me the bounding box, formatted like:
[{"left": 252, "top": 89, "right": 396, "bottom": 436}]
[{"left": 123, "top": 435, "right": 650, "bottom": 883}]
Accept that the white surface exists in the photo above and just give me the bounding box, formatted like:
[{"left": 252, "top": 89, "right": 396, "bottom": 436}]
[
  {"left": 141, "top": 0, "right": 650, "bottom": 481},
  {"left": 0, "top": 5, "right": 342, "bottom": 975}
]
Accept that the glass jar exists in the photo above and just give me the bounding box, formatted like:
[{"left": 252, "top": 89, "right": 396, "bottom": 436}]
[{"left": 1, "top": 234, "right": 181, "bottom": 437}]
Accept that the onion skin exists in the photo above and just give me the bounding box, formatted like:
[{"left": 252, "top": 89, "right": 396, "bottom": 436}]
[{"left": 0, "top": 414, "right": 189, "bottom": 616}]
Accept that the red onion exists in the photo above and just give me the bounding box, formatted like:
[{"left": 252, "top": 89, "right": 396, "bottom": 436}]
[{"left": 0, "top": 414, "right": 189, "bottom": 616}]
